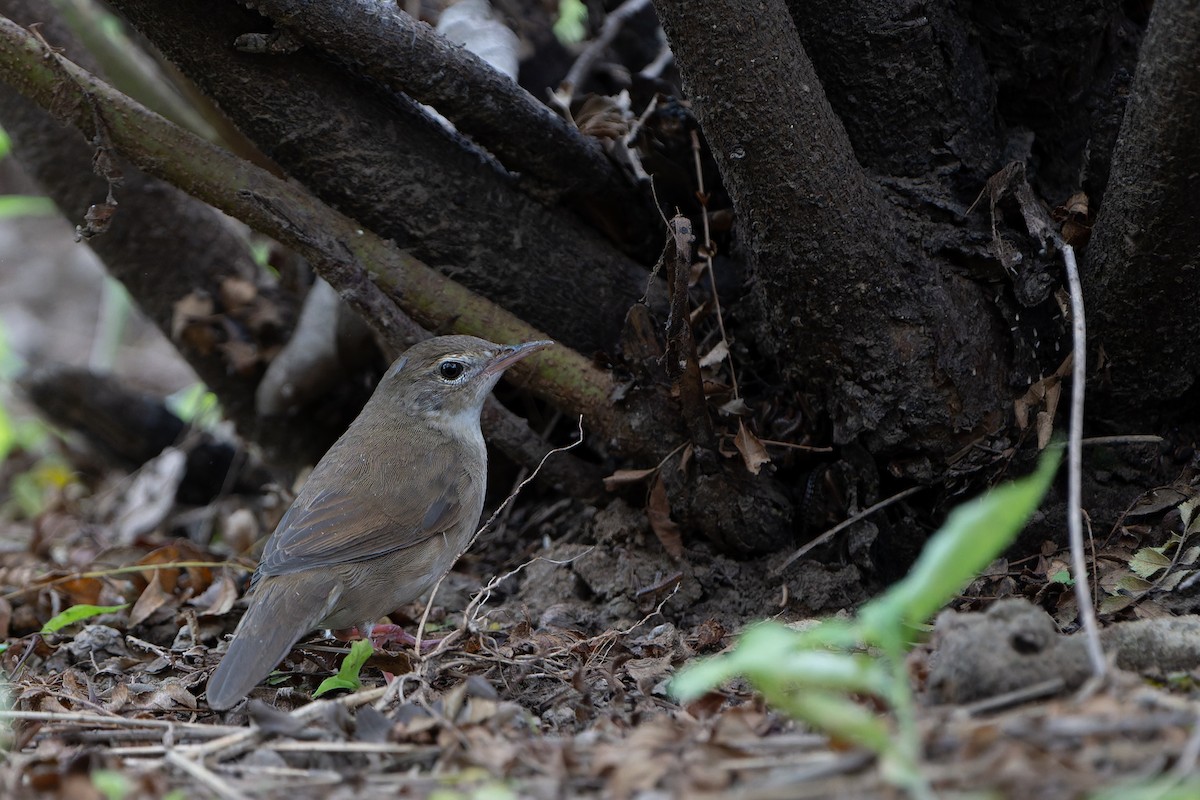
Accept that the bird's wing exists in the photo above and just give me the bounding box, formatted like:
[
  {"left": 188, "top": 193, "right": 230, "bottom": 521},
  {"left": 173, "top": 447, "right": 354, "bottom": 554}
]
[{"left": 254, "top": 437, "right": 476, "bottom": 580}]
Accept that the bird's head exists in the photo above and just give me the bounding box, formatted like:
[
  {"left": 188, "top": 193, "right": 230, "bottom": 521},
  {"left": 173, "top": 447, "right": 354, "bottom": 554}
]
[{"left": 376, "top": 335, "right": 553, "bottom": 419}]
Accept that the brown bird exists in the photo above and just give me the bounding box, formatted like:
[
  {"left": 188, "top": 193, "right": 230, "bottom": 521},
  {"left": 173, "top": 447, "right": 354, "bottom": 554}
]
[{"left": 206, "top": 335, "right": 552, "bottom": 709}]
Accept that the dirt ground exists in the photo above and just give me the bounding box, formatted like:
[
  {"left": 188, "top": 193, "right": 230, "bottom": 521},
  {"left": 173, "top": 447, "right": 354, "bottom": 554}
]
[{"left": 2, "top": 210, "right": 1200, "bottom": 799}]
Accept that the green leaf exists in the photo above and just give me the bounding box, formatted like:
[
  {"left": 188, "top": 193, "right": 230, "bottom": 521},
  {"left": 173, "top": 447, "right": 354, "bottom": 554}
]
[
  {"left": 166, "top": 383, "right": 222, "bottom": 430},
  {"left": 92, "top": 770, "right": 132, "bottom": 800},
  {"left": 862, "top": 449, "right": 1060, "bottom": 638},
  {"left": 1099, "top": 593, "right": 1135, "bottom": 615},
  {"left": 41, "top": 603, "right": 129, "bottom": 635},
  {"left": 1049, "top": 569, "right": 1075, "bottom": 585},
  {"left": 773, "top": 689, "right": 893, "bottom": 753},
  {"left": 553, "top": 0, "right": 588, "bottom": 45},
  {"left": 1129, "top": 546, "right": 1172, "bottom": 578},
  {"left": 312, "top": 638, "right": 374, "bottom": 698},
  {"left": 1158, "top": 569, "right": 1189, "bottom": 592},
  {"left": 1114, "top": 574, "right": 1153, "bottom": 594},
  {"left": 0, "top": 124, "right": 10, "bottom": 158},
  {"left": 671, "top": 622, "right": 891, "bottom": 702},
  {"left": 1180, "top": 497, "right": 1200, "bottom": 531},
  {"left": 0, "top": 398, "right": 14, "bottom": 466},
  {"left": 0, "top": 195, "right": 57, "bottom": 219}
]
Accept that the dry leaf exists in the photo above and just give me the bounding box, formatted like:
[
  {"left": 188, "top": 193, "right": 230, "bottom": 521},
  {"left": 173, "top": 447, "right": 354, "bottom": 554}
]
[
  {"left": 114, "top": 447, "right": 187, "bottom": 544},
  {"left": 603, "top": 467, "right": 658, "bottom": 491},
  {"left": 718, "top": 397, "right": 749, "bottom": 416},
  {"left": 128, "top": 569, "right": 173, "bottom": 627},
  {"left": 698, "top": 341, "right": 729, "bottom": 368},
  {"left": 734, "top": 421, "right": 771, "bottom": 475},
  {"left": 219, "top": 339, "right": 260, "bottom": 376},
  {"left": 219, "top": 276, "right": 257, "bottom": 310},
  {"left": 1035, "top": 410, "right": 1055, "bottom": 451},
  {"left": 171, "top": 292, "right": 213, "bottom": 341},
  {"left": 191, "top": 573, "right": 239, "bottom": 617},
  {"left": 646, "top": 475, "right": 684, "bottom": 559}
]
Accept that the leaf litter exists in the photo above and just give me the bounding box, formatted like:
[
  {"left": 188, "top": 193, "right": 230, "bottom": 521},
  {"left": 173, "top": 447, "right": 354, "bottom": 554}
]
[{"left": 1, "top": 439, "right": 1198, "bottom": 798}]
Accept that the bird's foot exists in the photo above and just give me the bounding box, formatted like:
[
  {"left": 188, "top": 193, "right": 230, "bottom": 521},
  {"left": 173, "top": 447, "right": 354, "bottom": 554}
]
[{"left": 331, "top": 624, "right": 442, "bottom": 650}]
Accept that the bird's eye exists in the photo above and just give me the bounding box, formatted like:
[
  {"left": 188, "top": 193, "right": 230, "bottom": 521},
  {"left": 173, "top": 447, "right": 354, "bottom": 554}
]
[{"left": 438, "top": 360, "right": 466, "bottom": 381}]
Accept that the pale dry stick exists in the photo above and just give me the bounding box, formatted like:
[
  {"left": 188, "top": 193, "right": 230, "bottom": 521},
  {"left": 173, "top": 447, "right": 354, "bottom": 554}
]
[
  {"left": 1061, "top": 243, "right": 1106, "bottom": 679},
  {"left": 621, "top": 94, "right": 660, "bottom": 183},
  {"left": 164, "top": 749, "right": 246, "bottom": 800},
  {"left": 772, "top": 486, "right": 924, "bottom": 576},
  {"left": 1171, "top": 710, "right": 1200, "bottom": 779},
  {"left": 98, "top": 740, "right": 438, "bottom": 758},
  {"left": 560, "top": 0, "right": 653, "bottom": 99},
  {"left": 0, "top": 710, "right": 241, "bottom": 736},
  {"left": 209, "top": 764, "right": 342, "bottom": 784},
  {"left": 186, "top": 686, "right": 388, "bottom": 764},
  {"left": 539, "top": 581, "right": 681, "bottom": 666},
  {"left": 690, "top": 128, "right": 740, "bottom": 400},
  {"left": 1080, "top": 435, "right": 1163, "bottom": 446},
  {"left": 958, "top": 678, "right": 1066, "bottom": 717},
  {"left": 759, "top": 438, "right": 834, "bottom": 453},
  {"left": 496, "top": 410, "right": 562, "bottom": 529},
  {"left": 639, "top": 40, "right": 674, "bottom": 80},
  {"left": 464, "top": 548, "right": 596, "bottom": 630}
]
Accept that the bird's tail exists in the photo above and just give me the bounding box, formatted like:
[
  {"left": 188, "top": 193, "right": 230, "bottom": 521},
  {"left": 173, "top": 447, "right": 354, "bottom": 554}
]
[{"left": 206, "top": 574, "right": 339, "bottom": 710}]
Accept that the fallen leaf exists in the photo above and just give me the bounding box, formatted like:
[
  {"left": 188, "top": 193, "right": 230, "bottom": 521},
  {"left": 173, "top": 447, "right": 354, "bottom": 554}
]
[
  {"left": 603, "top": 467, "right": 658, "bottom": 491},
  {"left": 191, "top": 573, "right": 239, "bottom": 617},
  {"left": 698, "top": 341, "right": 729, "bottom": 368},
  {"left": 646, "top": 475, "right": 684, "bottom": 559},
  {"left": 219, "top": 276, "right": 257, "bottom": 310},
  {"left": 114, "top": 447, "right": 187, "bottom": 543},
  {"left": 718, "top": 397, "right": 749, "bottom": 416},
  {"left": 129, "top": 570, "right": 173, "bottom": 628},
  {"left": 734, "top": 421, "right": 771, "bottom": 475},
  {"left": 171, "top": 292, "right": 214, "bottom": 347}
]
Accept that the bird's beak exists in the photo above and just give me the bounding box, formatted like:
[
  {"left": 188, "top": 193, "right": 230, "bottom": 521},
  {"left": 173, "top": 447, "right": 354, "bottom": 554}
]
[{"left": 484, "top": 339, "right": 553, "bottom": 376}]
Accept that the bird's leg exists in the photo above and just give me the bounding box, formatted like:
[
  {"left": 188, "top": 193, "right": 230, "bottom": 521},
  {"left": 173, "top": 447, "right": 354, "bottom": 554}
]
[{"left": 330, "top": 623, "right": 442, "bottom": 650}]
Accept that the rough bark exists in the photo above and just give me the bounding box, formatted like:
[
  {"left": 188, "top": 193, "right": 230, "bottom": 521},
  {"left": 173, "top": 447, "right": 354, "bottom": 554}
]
[
  {"left": 652, "top": 0, "right": 1010, "bottom": 462},
  {"left": 962, "top": 0, "right": 1139, "bottom": 204},
  {"left": 106, "top": 0, "right": 652, "bottom": 355},
  {"left": 243, "top": 0, "right": 661, "bottom": 260},
  {"left": 1084, "top": 0, "right": 1200, "bottom": 417},
  {"left": 787, "top": 0, "right": 1003, "bottom": 194}
]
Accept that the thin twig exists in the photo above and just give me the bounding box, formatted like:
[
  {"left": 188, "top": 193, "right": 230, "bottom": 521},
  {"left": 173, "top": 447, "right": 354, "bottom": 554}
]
[
  {"left": 164, "top": 750, "right": 246, "bottom": 800},
  {"left": 1079, "top": 435, "right": 1163, "bottom": 446},
  {"left": 465, "top": 547, "right": 595, "bottom": 630},
  {"left": 1061, "top": 243, "right": 1106, "bottom": 679},
  {"left": 757, "top": 438, "right": 834, "bottom": 453},
  {"left": 0, "top": 710, "right": 239, "bottom": 735},
  {"left": 561, "top": 0, "right": 653, "bottom": 98},
  {"left": 412, "top": 416, "right": 585, "bottom": 652},
  {"left": 186, "top": 687, "right": 387, "bottom": 762},
  {"left": 1172, "top": 711, "right": 1200, "bottom": 779},
  {"left": 639, "top": 39, "right": 674, "bottom": 80},
  {"left": 0, "top": 561, "right": 249, "bottom": 601},
  {"left": 690, "top": 128, "right": 739, "bottom": 400},
  {"left": 772, "top": 486, "right": 924, "bottom": 575},
  {"left": 958, "top": 678, "right": 1066, "bottom": 716}
]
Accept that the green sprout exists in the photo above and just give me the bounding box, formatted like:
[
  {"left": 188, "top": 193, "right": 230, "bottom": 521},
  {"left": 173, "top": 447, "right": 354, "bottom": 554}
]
[
  {"left": 312, "top": 638, "right": 375, "bottom": 698},
  {"left": 673, "top": 450, "right": 1061, "bottom": 798}
]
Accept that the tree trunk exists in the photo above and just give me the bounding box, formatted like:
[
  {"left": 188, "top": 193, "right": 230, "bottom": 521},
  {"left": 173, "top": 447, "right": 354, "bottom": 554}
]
[
  {"left": 652, "top": 0, "right": 1011, "bottom": 466},
  {"left": 1084, "top": 0, "right": 1200, "bottom": 418}
]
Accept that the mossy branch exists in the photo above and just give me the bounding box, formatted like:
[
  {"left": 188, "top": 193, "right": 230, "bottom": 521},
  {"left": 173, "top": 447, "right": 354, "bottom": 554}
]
[{"left": 0, "top": 13, "right": 616, "bottom": 432}]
